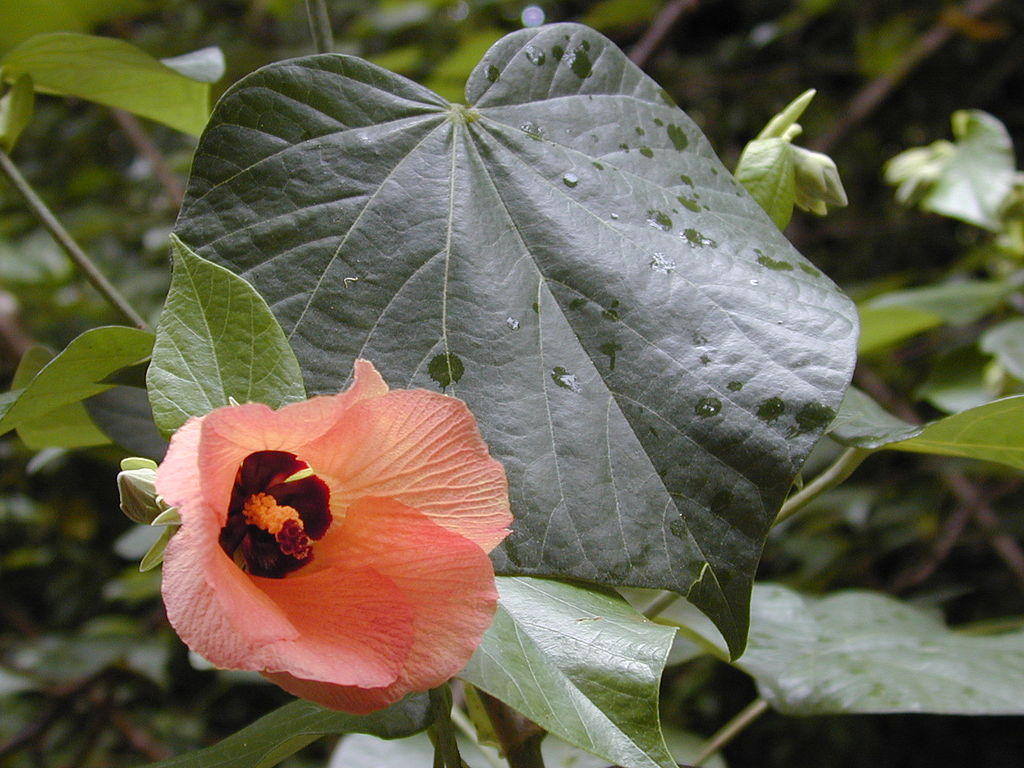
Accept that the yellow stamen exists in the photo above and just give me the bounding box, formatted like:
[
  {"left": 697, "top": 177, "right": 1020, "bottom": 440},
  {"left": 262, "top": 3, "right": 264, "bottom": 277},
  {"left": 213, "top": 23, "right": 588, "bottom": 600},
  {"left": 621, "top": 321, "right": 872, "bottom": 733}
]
[{"left": 242, "top": 492, "right": 303, "bottom": 536}]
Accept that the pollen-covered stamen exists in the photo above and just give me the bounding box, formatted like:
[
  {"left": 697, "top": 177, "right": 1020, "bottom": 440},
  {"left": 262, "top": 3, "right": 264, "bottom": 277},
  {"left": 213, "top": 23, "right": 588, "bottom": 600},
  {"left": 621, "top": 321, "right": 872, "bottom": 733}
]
[{"left": 242, "top": 492, "right": 302, "bottom": 536}]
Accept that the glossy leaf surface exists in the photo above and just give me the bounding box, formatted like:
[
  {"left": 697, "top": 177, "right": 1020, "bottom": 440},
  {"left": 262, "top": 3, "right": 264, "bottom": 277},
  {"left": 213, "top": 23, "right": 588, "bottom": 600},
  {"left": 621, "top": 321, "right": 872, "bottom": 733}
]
[
  {"left": 147, "top": 236, "right": 305, "bottom": 435},
  {"left": 173, "top": 23, "right": 857, "bottom": 653},
  {"left": 460, "top": 577, "right": 677, "bottom": 768}
]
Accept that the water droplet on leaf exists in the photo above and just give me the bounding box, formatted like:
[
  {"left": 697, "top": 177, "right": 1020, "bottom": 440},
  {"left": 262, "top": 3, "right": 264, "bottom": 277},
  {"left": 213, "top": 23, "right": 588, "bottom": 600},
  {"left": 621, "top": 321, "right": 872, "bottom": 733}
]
[
  {"left": 681, "top": 228, "right": 715, "bottom": 247},
  {"left": 650, "top": 252, "right": 676, "bottom": 273},
  {"left": 666, "top": 124, "right": 689, "bottom": 151},
  {"left": 639, "top": 146, "right": 654, "bottom": 158},
  {"left": 505, "top": 316, "right": 520, "bottom": 330},
  {"left": 757, "top": 397, "right": 785, "bottom": 422},
  {"left": 562, "top": 172, "right": 579, "bottom": 188},
  {"left": 486, "top": 65, "right": 500, "bottom": 82},
  {"left": 646, "top": 210, "right": 672, "bottom": 231},
  {"left": 524, "top": 46, "right": 546, "bottom": 65},
  {"left": 551, "top": 367, "right": 581, "bottom": 392},
  {"left": 694, "top": 397, "right": 722, "bottom": 417},
  {"left": 428, "top": 352, "right": 464, "bottom": 389}
]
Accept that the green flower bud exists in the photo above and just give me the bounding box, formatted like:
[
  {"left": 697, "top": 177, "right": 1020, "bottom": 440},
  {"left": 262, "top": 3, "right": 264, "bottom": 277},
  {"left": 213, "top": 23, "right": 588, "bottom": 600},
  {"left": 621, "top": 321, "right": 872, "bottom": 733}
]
[
  {"left": 792, "top": 146, "right": 849, "bottom": 216},
  {"left": 117, "top": 457, "right": 175, "bottom": 525}
]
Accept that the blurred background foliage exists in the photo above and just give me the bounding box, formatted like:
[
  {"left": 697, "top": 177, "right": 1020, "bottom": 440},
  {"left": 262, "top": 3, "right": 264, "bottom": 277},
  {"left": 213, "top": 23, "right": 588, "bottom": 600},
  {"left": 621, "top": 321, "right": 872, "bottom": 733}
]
[{"left": 1, "top": 0, "right": 1023, "bottom": 765}]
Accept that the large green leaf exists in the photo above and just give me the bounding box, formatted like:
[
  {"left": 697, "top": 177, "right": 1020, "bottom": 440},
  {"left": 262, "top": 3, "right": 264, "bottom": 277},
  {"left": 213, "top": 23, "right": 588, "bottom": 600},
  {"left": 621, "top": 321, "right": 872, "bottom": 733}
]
[
  {"left": 1, "top": 33, "right": 212, "bottom": 135},
  {"left": 737, "top": 584, "right": 1024, "bottom": 715},
  {"left": 0, "top": 326, "right": 153, "bottom": 437},
  {"left": 145, "top": 695, "right": 432, "bottom": 768},
  {"left": 460, "top": 577, "right": 677, "bottom": 768},
  {"left": 0, "top": 0, "right": 150, "bottom": 53},
  {"left": 147, "top": 236, "right": 306, "bottom": 435},
  {"left": 173, "top": 23, "right": 857, "bottom": 654}
]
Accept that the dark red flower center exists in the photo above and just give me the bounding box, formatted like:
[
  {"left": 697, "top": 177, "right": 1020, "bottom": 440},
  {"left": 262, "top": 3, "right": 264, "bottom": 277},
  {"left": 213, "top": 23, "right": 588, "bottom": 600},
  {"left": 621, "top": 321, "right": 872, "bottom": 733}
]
[{"left": 219, "top": 450, "right": 331, "bottom": 578}]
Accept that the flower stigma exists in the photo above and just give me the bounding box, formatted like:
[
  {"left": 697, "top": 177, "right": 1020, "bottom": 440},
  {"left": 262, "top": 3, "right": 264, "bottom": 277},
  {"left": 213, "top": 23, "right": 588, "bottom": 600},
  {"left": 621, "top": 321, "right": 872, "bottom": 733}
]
[{"left": 219, "top": 450, "right": 331, "bottom": 578}]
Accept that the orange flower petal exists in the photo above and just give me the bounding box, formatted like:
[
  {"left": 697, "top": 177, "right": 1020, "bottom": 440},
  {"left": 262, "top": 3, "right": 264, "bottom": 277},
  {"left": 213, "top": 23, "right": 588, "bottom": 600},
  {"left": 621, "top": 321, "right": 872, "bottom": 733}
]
[
  {"left": 266, "top": 497, "right": 498, "bottom": 712},
  {"left": 306, "top": 389, "right": 512, "bottom": 552}
]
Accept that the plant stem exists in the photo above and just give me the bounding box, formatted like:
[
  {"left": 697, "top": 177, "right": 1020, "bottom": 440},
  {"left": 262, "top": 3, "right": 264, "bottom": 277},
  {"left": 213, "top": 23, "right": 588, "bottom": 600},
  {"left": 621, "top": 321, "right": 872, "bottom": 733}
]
[
  {"left": 450, "top": 707, "right": 505, "bottom": 768},
  {"left": 692, "top": 697, "right": 769, "bottom": 766},
  {"left": 641, "top": 589, "right": 680, "bottom": 620},
  {"left": 478, "top": 692, "right": 546, "bottom": 768},
  {"left": 429, "top": 686, "right": 465, "bottom": 768},
  {"left": 304, "top": 0, "right": 334, "bottom": 54},
  {"left": 0, "top": 149, "right": 148, "bottom": 330},
  {"left": 774, "top": 447, "right": 871, "bottom": 525}
]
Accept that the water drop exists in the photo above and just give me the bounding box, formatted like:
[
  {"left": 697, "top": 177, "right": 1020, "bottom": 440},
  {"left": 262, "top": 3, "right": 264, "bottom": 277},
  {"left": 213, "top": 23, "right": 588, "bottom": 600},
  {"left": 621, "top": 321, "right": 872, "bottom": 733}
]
[
  {"left": 505, "top": 316, "right": 520, "bottom": 330},
  {"left": 618, "top": 142, "right": 630, "bottom": 152},
  {"left": 646, "top": 209, "right": 673, "bottom": 231},
  {"left": 666, "top": 124, "right": 689, "bottom": 151},
  {"left": 756, "top": 252, "right": 794, "bottom": 271},
  {"left": 519, "top": 121, "right": 544, "bottom": 139},
  {"left": 791, "top": 402, "right": 836, "bottom": 436},
  {"left": 635, "top": 126, "right": 645, "bottom": 136},
  {"left": 562, "top": 172, "right": 579, "bottom": 188},
  {"left": 681, "top": 228, "right": 715, "bottom": 247},
  {"left": 568, "top": 297, "right": 587, "bottom": 310},
  {"left": 428, "top": 352, "right": 464, "bottom": 389},
  {"left": 610, "top": 212, "right": 619, "bottom": 220},
  {"left": 599, "top": 341, "right": 622, "bottom": 370},
  {"left": 677, "top": 195, "right": 700, "bottom": 212},
  {"left": 653, "top": 118, "right": 664, "bottom": 126},
  {"left": 650, "top": 252, "right": 676, "bottom": 273},
  {"left": 602, "top": 300, "right": 621, "bottom": 321},
  {"left": 694, "top": 397, "right": 722, "bottom": 418},
  {"left": 669, "top": 518, "right": 686, "bottom": 537},
  {"left": 592, "top": 161, "right": 604, "bottom": 170},
  {"left": 799, "top": 263, "right": 822, "bottom": 277},
  {"left": 524, "top": 45, "right": 546, "bottom": 65},
  {"left": 551, "top": 366, "right": 581, "bottom": 392},
  {"left": 757, "top": 397, "right": 785, "bottom": 422},
  {"left": 727, "top": 381, "right": 743, "bottom": 392},
  {"left": 639, "top": 146, "right": 654, "bottom": 158},
  {"left": 749, "top": 278, "right": 759, "bottom": 286},
  {"left": 485, "top": 64, "right": 500, "bottom": 83},
  {"left": 568, "top": 44, "right": 593, "bottom": 78},
  {"left": 552, "top": 44, "right": 565, "bottom": 60},
  {"left": 679, "top": 174, "right": 694, "bottom": 186},
  {"left": 700, "top": 354, "right": 711, "bottom": 365}
]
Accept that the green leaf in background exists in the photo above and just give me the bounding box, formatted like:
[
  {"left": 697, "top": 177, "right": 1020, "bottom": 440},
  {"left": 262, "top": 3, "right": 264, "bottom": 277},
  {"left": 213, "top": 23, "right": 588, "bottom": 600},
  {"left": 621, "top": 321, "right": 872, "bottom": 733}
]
[
  {"left": 832, "top": 387, "right": 1024, "bottom": 469},
  {"left": 10, "top": 345, "right": 109, "bottom": 449},
  {"left": 737, "top": 584, "right": 1024, "bottom": 715},
  {"left": 173, "top": 23, "right": 858, "bottom": 655},
  {"left": 0, "top": 73, "right": 34, "bottom": 152},
  {"left": 144, "top": 694, "right": 433, "bottom": 768},
  {"left": 916, "top": 344, "right": 998, "bottom": 414},
  {"left": 0, "top": 325, "right": 153, "bottom": 438},
  {"left": 0, "top": 0, "right": 150, "bottom": 53},
  {"left": 889, "top": 394, "right": 1024, "bottom": 469},
  {"left": 857, "top": 279, "right": 1012, "bottom": 356},
  {"left": 980, "top": 318, "right": 1024, "bottom": 380},
  {"left": 460, "top": 577, "right": 677, "bottom": 768},
  {"left": 885, "top": 110, "right": 1017, "bottom": 230},
  {"left": 0, "top": 33, "right": 216, "bottom": 135},
  {"left": 147, "top": 235, "right": 306, "bottom": 436},
  {"left": 856, "top": 304, "right": 942, "bottom": 356},
  {"left": 84, "top": 386, "right": 168, "bottom": 459}
]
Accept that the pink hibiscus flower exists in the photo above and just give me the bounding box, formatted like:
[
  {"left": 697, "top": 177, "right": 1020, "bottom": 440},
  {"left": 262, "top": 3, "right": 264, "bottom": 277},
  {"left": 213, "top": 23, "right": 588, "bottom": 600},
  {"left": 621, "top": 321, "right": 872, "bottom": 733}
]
[{"left": 155, "top": 360, "right": 511, "bottom": 713}]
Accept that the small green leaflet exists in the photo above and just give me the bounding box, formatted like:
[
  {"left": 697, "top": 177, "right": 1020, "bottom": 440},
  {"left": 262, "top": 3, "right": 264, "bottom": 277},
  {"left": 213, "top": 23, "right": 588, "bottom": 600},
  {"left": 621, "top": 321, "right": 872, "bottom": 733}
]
[{"left": 147, "top": 236, "right": 306, "bottom": 436}]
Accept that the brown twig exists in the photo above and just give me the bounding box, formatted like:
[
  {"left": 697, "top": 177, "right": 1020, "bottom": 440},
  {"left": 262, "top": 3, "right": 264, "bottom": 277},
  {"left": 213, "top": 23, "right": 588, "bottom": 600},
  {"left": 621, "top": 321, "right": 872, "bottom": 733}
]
[
  {"left": 628, "top": 0, "right": 700, "bottom": 68},
  {"left": 112, "top": 109, "right": 185, "bottom": 207},
  {"left": 812, "top": 0, "right": 1006, "bottom": 152},
  {"left": 891, "top": 502, "right": 973, "bottom": 592},
  {"left": 944, "top": 470, "right": 1024, "bottom": 591},
  {"left": 477, "top": 693, "right": 547, "bottom": 768},
  {"left": 109, "top": 708, "right": 172, "bottom": 762}
]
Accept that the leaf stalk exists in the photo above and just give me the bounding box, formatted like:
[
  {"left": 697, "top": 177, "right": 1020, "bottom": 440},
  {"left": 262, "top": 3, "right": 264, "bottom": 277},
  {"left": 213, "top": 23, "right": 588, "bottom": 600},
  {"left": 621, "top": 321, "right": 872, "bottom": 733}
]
[
  {"left": 304, "top": 0, "right": 334, "bottom": 54},
  {"left": 692, "top": 697, "right": 769, "bottom": 766},
  {"left": 774, "top": 446, "right": 871, "bottom": 525}
]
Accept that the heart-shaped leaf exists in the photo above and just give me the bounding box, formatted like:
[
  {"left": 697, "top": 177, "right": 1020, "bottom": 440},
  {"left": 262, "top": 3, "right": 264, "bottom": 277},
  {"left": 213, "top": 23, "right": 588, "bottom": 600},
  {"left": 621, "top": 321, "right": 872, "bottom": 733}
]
[{"left": 173, "top": 23, "right": 857, "bottom": 655}]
